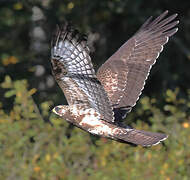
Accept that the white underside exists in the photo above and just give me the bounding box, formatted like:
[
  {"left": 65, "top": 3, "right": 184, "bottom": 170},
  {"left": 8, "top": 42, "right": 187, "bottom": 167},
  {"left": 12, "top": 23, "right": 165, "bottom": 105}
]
[{"left": 79, "top": 111, "right": 113, "bottom": 136}]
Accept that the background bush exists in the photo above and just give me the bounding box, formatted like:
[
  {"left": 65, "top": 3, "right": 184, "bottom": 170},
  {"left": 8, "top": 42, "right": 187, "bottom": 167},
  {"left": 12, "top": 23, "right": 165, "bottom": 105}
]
[{"left": 0, "top": 0, "right": 190, "bottom": 179}]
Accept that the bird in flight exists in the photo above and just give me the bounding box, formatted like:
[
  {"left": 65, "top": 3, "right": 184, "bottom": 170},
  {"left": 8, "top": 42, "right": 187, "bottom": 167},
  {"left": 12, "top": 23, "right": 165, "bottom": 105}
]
[{"left": 51, "top": 11, "right": 179, "bottom": 147}]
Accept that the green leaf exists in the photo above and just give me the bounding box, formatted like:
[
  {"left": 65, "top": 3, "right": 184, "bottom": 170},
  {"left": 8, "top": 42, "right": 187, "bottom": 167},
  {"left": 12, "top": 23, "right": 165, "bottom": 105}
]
[{"left": 4, "top": 90, "right": 16, "bottom": 98}]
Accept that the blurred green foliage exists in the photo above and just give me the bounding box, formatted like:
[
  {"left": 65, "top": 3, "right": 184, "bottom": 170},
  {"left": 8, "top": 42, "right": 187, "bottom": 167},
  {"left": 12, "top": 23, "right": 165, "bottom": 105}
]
[{"left": 0, "top": 0, "right": 190, "bottom": 179}]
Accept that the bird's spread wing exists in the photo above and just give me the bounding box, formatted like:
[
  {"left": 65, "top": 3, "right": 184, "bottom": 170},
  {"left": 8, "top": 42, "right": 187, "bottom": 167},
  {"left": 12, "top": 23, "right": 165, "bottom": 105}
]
[
  {"left": 51, "top": 24, "right": 114, "bottom": 122},
  {"left": 97, "top": 11, "right": 179, "bottom": 120}
]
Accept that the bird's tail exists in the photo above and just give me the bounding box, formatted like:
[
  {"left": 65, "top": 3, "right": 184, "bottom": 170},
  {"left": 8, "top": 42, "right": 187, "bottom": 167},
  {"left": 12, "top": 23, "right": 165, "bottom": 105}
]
[{"left": 115, "top": 129, "right": 168, "bottom": 147}]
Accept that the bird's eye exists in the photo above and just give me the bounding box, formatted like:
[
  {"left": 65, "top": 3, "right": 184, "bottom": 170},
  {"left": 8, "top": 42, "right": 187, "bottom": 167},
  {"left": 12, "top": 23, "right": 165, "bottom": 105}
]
[{"left": 54, "top": 106, "right": 60, "bottom": 113}]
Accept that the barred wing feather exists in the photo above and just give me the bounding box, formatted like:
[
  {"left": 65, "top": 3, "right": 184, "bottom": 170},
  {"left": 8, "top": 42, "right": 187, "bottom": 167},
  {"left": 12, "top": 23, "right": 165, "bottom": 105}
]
[{"left": 51, "top": 24, "right": 114, "bottom": 122}]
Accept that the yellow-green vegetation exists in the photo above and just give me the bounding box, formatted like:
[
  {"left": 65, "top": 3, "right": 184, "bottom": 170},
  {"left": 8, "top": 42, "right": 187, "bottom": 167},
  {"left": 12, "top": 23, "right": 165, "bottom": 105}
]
[{"left": 0, "top": 76, "right": 190, "bottom": 180}]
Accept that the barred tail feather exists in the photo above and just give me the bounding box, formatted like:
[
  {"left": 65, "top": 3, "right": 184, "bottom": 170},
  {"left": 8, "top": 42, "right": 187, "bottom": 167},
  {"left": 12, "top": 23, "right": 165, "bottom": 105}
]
[{"left": 117, "top": 129, "right": 168, "bottom": 147}]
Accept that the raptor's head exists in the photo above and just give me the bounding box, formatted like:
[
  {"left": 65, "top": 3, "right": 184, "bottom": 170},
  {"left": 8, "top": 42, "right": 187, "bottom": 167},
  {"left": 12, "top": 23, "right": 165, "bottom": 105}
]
[{"left": 52, "top": 105, "right": 69, "bottom": 117}]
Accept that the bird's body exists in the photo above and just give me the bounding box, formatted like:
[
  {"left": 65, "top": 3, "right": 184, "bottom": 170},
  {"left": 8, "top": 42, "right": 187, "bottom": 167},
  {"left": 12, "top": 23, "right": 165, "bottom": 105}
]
[
  {"left": 51, "top": 11, "right": 179, "bottom": 147},
  {"left": 54, "top": 104, "right": 115, "bottom": 137},
  {"left": 54, "top": 104, "right": 167, "bottom": 146}
]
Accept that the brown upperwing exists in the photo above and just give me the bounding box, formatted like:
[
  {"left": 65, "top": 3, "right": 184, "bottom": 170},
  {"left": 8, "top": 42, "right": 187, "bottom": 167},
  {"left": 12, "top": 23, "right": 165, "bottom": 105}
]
[{"left": 97, "top": 11, "right": 178, "bottom": 113}]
